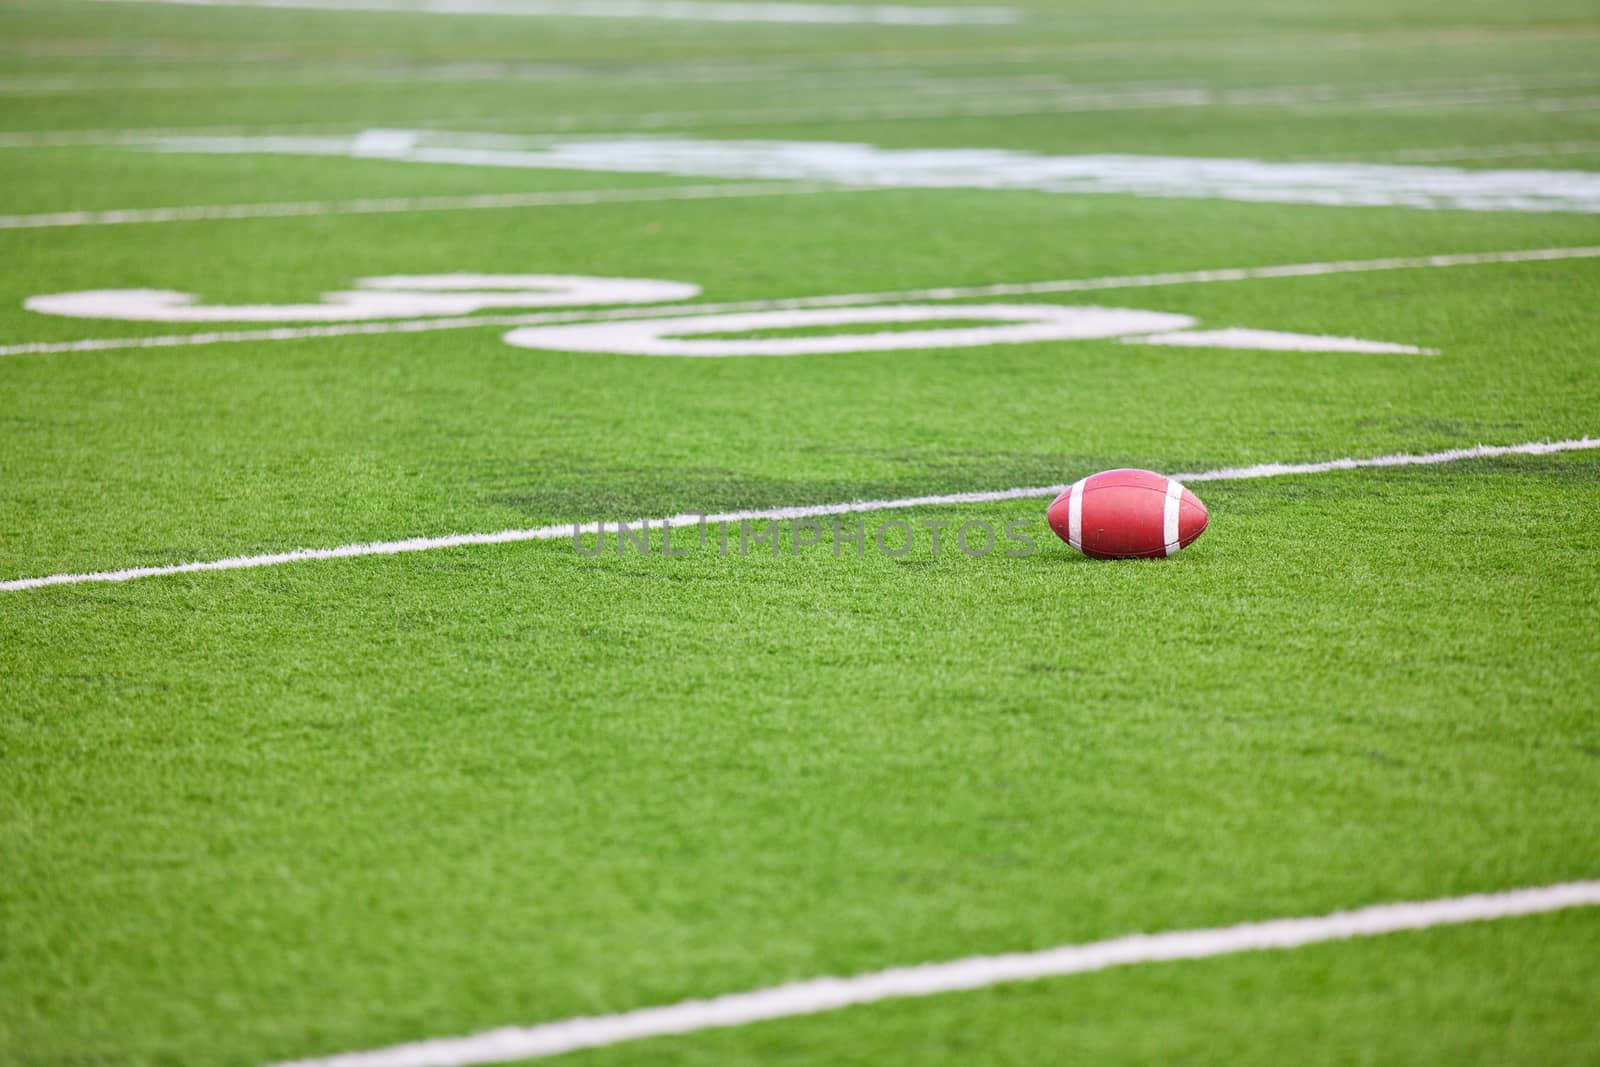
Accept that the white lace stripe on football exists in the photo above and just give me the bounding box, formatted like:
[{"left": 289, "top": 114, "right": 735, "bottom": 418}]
[
  {"left": 1067, "top": 477, "right": 1086, "bottom": 550},
  {"left": 1163, "top": 476, "right": 1185, "bottom": 556}
]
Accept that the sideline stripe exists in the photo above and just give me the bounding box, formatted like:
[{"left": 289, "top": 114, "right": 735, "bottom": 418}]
[
  {"left": 0, "top": 181, "right": 857, "bottom": 230},
  {"left": 270, "top": 880, "right": 1600, "bottom": 1067},
  {"left": 4, "top": 244, "right": 1599, "bottom": 360},
  {"left": 3, "top": 437, "right": 1595, "bottom": 593},
  {"left": 0, "top": 122, "right": 437, "bottom": 149},
  {"left": 81, "top": 0, "right": 1021, "bottom": 26}
]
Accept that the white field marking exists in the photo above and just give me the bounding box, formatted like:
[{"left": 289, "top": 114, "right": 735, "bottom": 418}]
[
  {"left": 0, "top": 68, "right": 1430, "bottom": 106},
  {"left": 0, "top": 122, "right": 446, "bottom": 149},
  {"left": 0, "top": 68, "right": 1586, "bottom": 133},
  {"left": 105, "top": 26, "right": 1600, "bottom": 76},
  {"left": 5, "top": 36, "right": 314, "bottom": 61},
  {"left": 0, "top": 70, "right": 549, "bottom": 94},
  {"left": 127, "top": 71, "right": 1600, "bottom": 135},
  {"left": 0, "top": 63, "right": 934, "bottom": 93},
  {"left": 504, "top": 305, "right": 1422, "bottom": 357},
  {"left": 0, "top": 67, "right": 1222, "bottom": 96},
  {"left": 81, "top": 0, "right": 1021, "bottom": 25},
  {"left": 4, "top": 437, "right": 1597, "bottom": 593},
  {"left": 1162, "top": 477, "right": 1183, "bottom": 556},
  {"left": 1297, "top": 140, "right": 1600, "bottom": 164},
  {"left": 1355, "top": 87, "right": 1537, "bottom": 110},
  {"left": 0, "top": 82, "right": 1202, "bottom": 116},
  {"left": 1124, "top": 327, "right": 1428, "bottom": 354},
  {"left": 1538, "top": 96, "right": 1600, "bottom": 113},
  {"left": 0, "top": 181, "right": 861, "bottom": 230},
  {"left": 156, "top": 134, "right": 1600, "bottom": 214},
  {"left": 809, "top": 25, "right": 1600, "bottom": 62},
  {"left": 12, "top": 34, "right": 1575, "bottom": 84},
  {"left": 1, "top": 41, "right": 1594, "bottom": 99},
  {"left": 270, "top": 880, "right": 1600, "bottom": 1067},
  {"left": 350, "top": 128, "right": 420, "bottom": 157},
  {"left": 25, "top": 275, "right": 702, "bottom": 323},
  {"left": 321, "top": 79, "right": 1592, "bottom": 127},
  {"left": 0, "top": 55, "right": 1075, "bottom": 90},
  {"left": 0, "top": 44, "right": 1476, "bottom": 90},
  {"left": 144, "top": 93, "right": 1215, "bottom": 143},
  {"left": 4, "top": 244, "right": 1598, "bottom": 360},
  {"left": 10, "top": 66, "right": 1577, "bottom": 100},
  {"left": 503, "top": 305, "right": 1196, "bottom": 357}
]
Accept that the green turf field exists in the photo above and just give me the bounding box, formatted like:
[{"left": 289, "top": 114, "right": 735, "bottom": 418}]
[{"left": 3, "top": 1, "right": 1600, "bottom": 1064}]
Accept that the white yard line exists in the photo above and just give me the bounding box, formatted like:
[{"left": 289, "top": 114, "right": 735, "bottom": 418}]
[
  {"left": 1537, "top": 95, "right": 1600, "bottom": 113},
  {"left": 0, "top": 181, "right": 858, "bottom": 230},
  {"left": 268, "top": 880, "right": 1600, "bottom": 1067},
  {"left": 2, "top": 70, "right": 1593, "bottom": 130},
  {"left": 0, "top": 67, "right": 1289, "bottom": 96},
  {"left": 80, "top": 0, "right": 1021, "bottom": 25},
  {"left": 146, "top": 134, "right": 1600, "bottom": 214},
  {"left": 343, "top": 77, "right": 1600, "bottom": 129},
  {"left": 1298, "top": 140, "right": 1600, "bottom": 164},
  {"left": 3, "top": 245, "right": 1598, "bottom": 360},
  {"left": 0, "top": 66, "right": 1131, "bottom": 95},
  {"left": 3, "top": 34, "right": 1596, "bottom": 97},
  {"left": 0, "top": 122, "right": 426, "bottom": 148},
  {"left": 4, "top": 437, "right": 1595, "bottom": 593},
  {"left": 0, "top": 66, "right": 1440, "bottom": 98}
]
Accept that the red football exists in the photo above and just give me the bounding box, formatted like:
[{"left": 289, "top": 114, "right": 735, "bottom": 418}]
[{"left": 1046, "top": 469, "right": 1208, "bottom": 559}]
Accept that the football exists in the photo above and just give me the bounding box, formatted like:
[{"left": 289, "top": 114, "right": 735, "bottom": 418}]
[{"left": 1047, "top": 469, "right": 1209, "bottom": 559}]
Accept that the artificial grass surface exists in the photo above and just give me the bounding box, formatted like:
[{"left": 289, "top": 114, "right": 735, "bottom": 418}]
[
  {"left": 567, "top": 910, "right": 1600, "bottom": 1066},
  {"left": 4, "top": 462, "right": 1599, "bottom": 1065},
  {"left": 2, "top": 0, "right": 1598, "bottom": 1064},
  {"left": 3, "top": 238, "right": 1596, "bottom": 577}
]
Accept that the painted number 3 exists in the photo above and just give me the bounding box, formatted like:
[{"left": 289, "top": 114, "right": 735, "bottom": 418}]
[{"left": 24, "top": 273, "right": 1429, "bottom": 356}]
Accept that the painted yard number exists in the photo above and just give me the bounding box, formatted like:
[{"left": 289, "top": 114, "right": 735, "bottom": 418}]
[
  {"left": 25, "top": 275, "right": 700, "bottom": 322},
  {"left": 24, "top": 273, "right": 1428, "bottom": 355}
]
